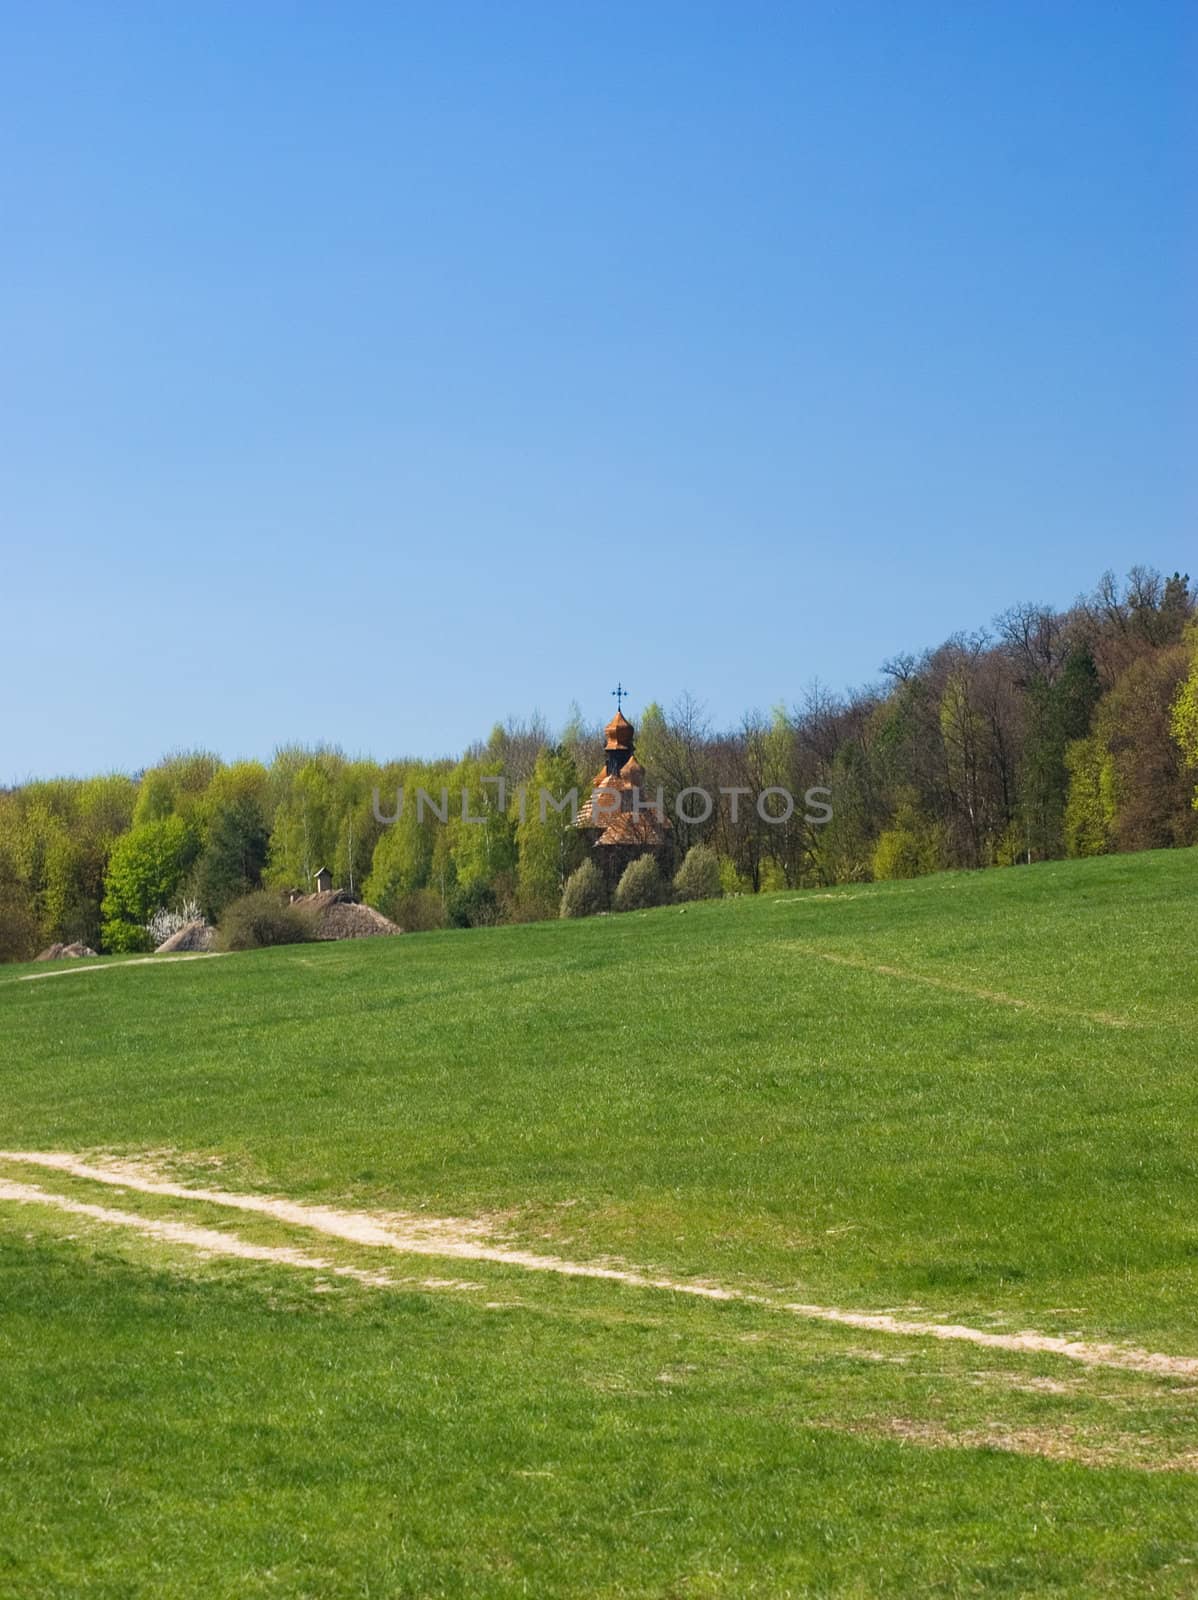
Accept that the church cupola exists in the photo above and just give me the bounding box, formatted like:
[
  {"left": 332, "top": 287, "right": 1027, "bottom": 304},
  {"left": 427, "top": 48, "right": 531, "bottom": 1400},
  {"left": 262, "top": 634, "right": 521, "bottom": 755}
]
[
  {"left": 603, "top": 709, "right": 635, "bottom": 776},
  {"left": 575, "top": 683, "right": 673, "bottom": 876}
]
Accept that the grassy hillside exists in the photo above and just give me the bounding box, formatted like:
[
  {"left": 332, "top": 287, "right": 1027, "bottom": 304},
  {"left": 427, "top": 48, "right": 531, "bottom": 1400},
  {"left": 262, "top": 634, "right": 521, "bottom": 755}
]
[{"left": 2, "top": 851, "right": 1197, "bottom": 1595}]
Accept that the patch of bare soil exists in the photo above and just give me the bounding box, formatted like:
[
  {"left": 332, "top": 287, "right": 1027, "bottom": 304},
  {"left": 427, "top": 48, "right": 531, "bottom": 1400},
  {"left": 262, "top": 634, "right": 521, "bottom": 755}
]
[{"left": 815, "top": 1415, "right": 1198, "bottom": 1473}]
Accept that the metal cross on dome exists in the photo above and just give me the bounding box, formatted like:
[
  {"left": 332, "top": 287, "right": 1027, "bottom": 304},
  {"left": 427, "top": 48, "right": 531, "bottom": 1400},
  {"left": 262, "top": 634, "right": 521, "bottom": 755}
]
[{"left": 611, "top": 682, "right": 629, "bottom": 713}]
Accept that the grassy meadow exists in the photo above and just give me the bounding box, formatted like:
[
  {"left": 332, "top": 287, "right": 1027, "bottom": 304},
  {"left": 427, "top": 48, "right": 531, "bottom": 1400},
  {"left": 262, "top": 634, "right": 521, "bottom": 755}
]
[{"left": 2, "top": 849, "right": 1197, "bottom": 1596}]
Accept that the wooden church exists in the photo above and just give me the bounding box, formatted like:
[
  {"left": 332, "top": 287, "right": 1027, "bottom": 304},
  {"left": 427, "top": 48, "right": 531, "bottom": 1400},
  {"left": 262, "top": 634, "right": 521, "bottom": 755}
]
[{"left": 576, "top": 697, "right": 673, "bottom": 884}]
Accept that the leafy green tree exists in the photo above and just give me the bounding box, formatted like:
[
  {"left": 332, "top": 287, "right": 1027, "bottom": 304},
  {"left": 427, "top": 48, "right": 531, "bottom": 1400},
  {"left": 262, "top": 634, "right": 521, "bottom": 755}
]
[
  {"left": 1063, "top": 736, "right": 1115, "bottom": 857},
  {"left": 872, "top": 798, "right": 940, "bottom": 880},
  {"left": 10, "top": 789, "right": 74, "bottom": 943},
  {"left": 205, "top": 761, "right": 270, "bottom": 813},
  {"left": 265, "top": 752, "right": 344, "bottom": 888},
  {"left": 761, "top": 705, "right": 818, "bottom": 888},
  {"left": 79, "top": 773, "right": 139, "bottom": 841},
  {"left": 814, "top": 741, "right": 878, "bottom": 883},
  {"left": 1170, "top": 626, "right": 1198, "bottom": 809},
  {"left": 634, "top": 695, "right": 713, "bottom": 856},
  {"left": 443, "top": 756, "right": 517, "bottom": 894},
  {"left": 1098, "top": 643, "right": 1197, "bottom": 850},
  {"left": 514, "top": 745, "right": 584, "bottom": 917},
  {"left": 0, "top": 845, "right": 39, "bottom": 961},
  {"left": 363, "top": 761, "right": 451, "bottom": 918},
  {"left": 194, "top": 794, "right": 270, "bottom": 918},
  {"left": 1020, "top": 645, "right": 1101, "bottom": 860},
  {"left": 132, "top": 751, "right": 223, "bottom": 829},
  {"left": 872, "top": 675, "right": 943, "bottom": 816},
  {"left": 1064, "top": 643, "right": 1195, "bottom": 857},
  {"left": 53, "top": 773, "right": 142, "bottom": 948},
  {"left": 333, "top": 760, "right": 387, "bottom": 899},
  {"left": 0, "top": 780, "right": 117, "bottom": 948},
  {"left": 132, "top": 768, "right": 175, "bottom": 826},
  {"left": 939, "top": 663, "right": 987, "bottom": 866},
  {"left": 101, "top": 816, "right": 199, "bottom": 952}
]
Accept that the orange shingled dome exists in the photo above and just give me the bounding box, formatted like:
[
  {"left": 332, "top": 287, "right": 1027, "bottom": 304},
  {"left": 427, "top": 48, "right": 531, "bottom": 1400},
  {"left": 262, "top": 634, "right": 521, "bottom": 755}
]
[{"left": 604, "top": 709, "right": 634, "bottom": 749}]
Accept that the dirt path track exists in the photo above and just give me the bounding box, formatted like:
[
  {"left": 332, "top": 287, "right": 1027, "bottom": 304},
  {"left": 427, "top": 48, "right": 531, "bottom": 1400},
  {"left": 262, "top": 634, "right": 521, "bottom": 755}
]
[{"left": 3, "top": 1150, "right": 1195, "bottom": 1380}]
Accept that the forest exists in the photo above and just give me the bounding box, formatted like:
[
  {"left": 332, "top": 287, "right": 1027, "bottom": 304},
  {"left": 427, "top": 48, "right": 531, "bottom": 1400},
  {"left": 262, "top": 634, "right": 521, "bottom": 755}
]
[{"left": 2, "top": 565, "right": 1196, "bottom": 960}]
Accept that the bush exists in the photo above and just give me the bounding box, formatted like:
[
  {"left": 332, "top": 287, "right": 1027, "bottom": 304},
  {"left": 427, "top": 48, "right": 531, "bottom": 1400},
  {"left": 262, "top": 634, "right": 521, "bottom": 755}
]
[
  {"left": 387, "top": 888, "right": 448, "bottom": 932},
  {"left": 560, "top": 858, "right": 607, "bottom": 919},
  {"left": 103, "top": 920, "right": 154, "bottom": 954},
  {"left": 613, "top": 854, "right": 665, "bottom": 912},
  {"left": 718, "top": 857, "right": 752, "bottom": 896},
  {"left": 448, "top": 881, "right": 499, "bottom": 929},
  {"left": 758, "top": 860, "right": 789, "bottom": 892},
  {"left": 673, "top": 844, "right": 722, "bottom": 903},
  {"left": 217, "top": 891, "right": 314, "bottom": 951},
  {"left": 872, "top": 807, "right": 940, "bottom": 881}
]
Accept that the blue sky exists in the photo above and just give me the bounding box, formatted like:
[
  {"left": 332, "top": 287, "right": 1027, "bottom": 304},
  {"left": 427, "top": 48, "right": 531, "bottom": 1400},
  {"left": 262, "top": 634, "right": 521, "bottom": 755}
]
[{"left": 2, "top": 1, "right": 1194, "bottom": 782}]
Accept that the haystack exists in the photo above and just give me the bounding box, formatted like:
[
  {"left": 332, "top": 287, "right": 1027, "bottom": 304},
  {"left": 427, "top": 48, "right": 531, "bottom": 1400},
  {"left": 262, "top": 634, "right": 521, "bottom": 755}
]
[
  {"left": 34, "top": 942, "right": 98, "bottom": 961},
  {"left": 155, "top": 920, "right": 217, "bottom": 954},
  {"left": 291, "top": 889, "right": 401, "bottom": 941}
]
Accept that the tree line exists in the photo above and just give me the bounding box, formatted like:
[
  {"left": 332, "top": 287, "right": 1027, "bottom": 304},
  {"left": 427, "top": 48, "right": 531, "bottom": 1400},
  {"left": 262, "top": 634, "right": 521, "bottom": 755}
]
[{"left": 2, "top": 564, "right": 1196, "bottom": 961}]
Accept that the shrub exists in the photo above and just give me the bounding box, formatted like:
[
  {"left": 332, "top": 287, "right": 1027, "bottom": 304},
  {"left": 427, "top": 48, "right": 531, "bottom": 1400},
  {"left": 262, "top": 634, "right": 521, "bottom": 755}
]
[
  {"left": 872, "top": 807, "right": 940, "bottom": 881},
  {"left": 758, "top": 859, "right": 788, "bottom": 892},
  {"left": 387, "top": 888, "right": 448, "bottom": 933},
  {"left": 217, "top": 891, "right": 314, "bottom": 951},
  {"left": 992, "top": 824, "right": 1025, "bottom": 868},
  {"left": 448, "top": 881, "right": 499, "bottom": 929},
  {"left": 673, "top": 844, "right": 722, "bottom": 903},
  {"left": 104, "top": 920, "right": 154, "bottom": 954},
  {"left": 718, "top": 857, "right": 752, "bottom": 896},
  {"left": 613, "top": 853, "right": 665, "bottom": 912},
  {"left": 560, "top": 858, "right": 607, "bottom": 919}
]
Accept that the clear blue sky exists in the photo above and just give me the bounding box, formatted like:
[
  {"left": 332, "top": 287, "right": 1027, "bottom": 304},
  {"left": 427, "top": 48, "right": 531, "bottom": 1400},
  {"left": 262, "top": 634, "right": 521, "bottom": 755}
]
[{"left": 2, "top": 1, "right": 1194, "bottom": 782}]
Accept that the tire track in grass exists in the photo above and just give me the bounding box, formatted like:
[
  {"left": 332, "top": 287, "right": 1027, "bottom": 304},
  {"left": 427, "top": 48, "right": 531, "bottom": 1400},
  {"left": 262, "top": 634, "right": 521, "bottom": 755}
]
[
  {"left": 8, "top": 1174, "right": 1197, "bottom": 1475},
  {"left": 3, "top": 1151, "right": 1196, "bottom": 1381},
  {"left": 0, "top": 1178, "right": 395, "bottom": 1286},
  {"left": 13, "top": 954, "right": 227, "bottom": 983},
  {"left": 0, "top": 1178, "right": 485, "bottom": 1293},
  {"left": 787, "top": 945, "right": 1135, "bottom": 1028}
]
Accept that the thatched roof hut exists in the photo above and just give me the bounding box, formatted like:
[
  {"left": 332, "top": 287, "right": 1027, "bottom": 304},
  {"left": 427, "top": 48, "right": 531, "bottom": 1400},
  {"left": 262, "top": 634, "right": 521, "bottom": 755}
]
[{"left": 290, "top": 889, "right": 401, "bottom": 940}]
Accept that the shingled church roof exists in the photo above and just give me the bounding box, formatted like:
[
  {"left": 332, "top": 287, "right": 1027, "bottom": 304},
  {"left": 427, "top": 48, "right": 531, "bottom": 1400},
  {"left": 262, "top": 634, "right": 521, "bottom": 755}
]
[
  {"left": 604, "top": 709, "right": 634, "bottom": 750},
  {"left": 577, "top": 705, "right": 670, "bottom": 843}
]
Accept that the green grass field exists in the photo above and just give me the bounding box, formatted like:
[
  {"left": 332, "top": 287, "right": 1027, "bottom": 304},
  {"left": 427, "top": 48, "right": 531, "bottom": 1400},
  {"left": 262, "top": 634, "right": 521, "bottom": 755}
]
[{"left": 2, "top": 850, "right": 1197, "bottom": 1597}]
